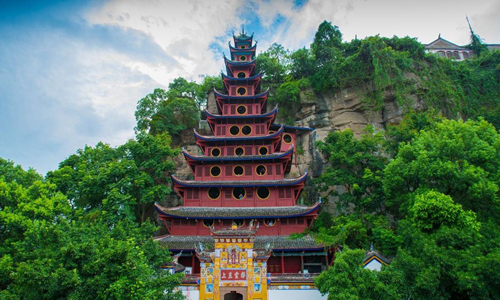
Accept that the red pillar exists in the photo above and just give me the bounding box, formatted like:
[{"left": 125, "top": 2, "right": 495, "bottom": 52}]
[
  {"left": 281, "top": 252, "right": 285, "bottom": 274},
  {"left": 301, "top": 252, "right": 304, "bottom": 273}
]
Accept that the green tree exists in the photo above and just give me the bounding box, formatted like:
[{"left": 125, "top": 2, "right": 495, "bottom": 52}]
[
  {"left": 197, "top": 75, "right": 223, "bottom": 105},
  {"left": 47, "top": 133, "right": 178, "bottom": 224},
  {"left": 166, "top": 77, "right": 199, "bottom": 105},
  {"left": 135, "top": 88, "right": 168, "bottom": 133},
  {"left": 315, "top": 248, "right": 398, "bottom": 300},
  {"left": 384, "top": 118, "right": 500, "bottom": 221},
  {"left": 149, "top": 97, "right": 200, "bottom": 136},
  {"left": 120, "top": 132, "right": 178, "bottom": 223},
  {"left": 256, "top": 43, "right": 289, "bottom": 86},
  {"left": 382, "top": 190, "right": 497, "bottom": 300},
  {"left": 315, "top": 126, "right": 387, "bottom": 214},
  {"left": 135, "top": 75, "right": 207, "bottom": 137},
  {"left": 1, "top": 160, "right": 183, "bottom": 299},
  {"left": 311, "top": 21, "right": 343, "bottom": 64},
  {"left": 410, "top": 190, "right": 480, "bottom": 233},
  {"left": 289, "top": 47, "right": 315, "bottom": 79},
  {"left": 384, "top": 110, "right": 443, "bottom": 156}
]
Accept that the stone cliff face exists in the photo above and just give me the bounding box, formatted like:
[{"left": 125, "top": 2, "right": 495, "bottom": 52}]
[{"left": 287, "top": 85, "right": 424, "bottom": 179}]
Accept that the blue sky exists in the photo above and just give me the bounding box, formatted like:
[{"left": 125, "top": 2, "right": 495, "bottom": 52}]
[{"left": 1, "top": 0, "right": 499, "bottom": 174}]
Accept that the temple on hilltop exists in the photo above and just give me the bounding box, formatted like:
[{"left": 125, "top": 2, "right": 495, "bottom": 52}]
[
  {"left": 425, "top": 34, "right": 500, "bottom": 61},
  {"left": 154, "top": 31, "right": 330, "bottom": 300}
]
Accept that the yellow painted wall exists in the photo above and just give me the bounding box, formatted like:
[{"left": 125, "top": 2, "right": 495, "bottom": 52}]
[{"left": 199, "top": 238, "right": 268, "bottom": 300}]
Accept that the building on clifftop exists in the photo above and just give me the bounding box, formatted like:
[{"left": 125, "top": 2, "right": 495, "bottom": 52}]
[
  {"left": 425, "top": 34, "right": 500, "bottom": 61},
  {"left": 154, "top": 30, "right": 330, "bottom": 300}
]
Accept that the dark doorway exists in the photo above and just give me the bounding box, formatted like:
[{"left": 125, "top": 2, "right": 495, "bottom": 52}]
[{"left": 224, "top": 292, "right": 243, "bottom": 300}]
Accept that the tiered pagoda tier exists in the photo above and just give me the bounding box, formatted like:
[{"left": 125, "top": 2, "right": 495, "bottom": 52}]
[{"left": 155, "top": 31, "right": 329, "bottom": 300}]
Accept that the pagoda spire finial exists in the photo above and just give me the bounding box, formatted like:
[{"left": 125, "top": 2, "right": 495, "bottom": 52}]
[{"left": 241, "top": 24, "right": 245, "bottom": 35}]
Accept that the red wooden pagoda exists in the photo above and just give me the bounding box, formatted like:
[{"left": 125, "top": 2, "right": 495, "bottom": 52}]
[{"left": 155, "top": 31, "right": 328, "bottom": 300}]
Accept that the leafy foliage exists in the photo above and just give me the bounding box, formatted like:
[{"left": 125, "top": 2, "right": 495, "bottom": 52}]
[
  {"left": 256, "top": 21, "right": 500, "bottom": 127},
  {"left": 0, "top": 160, "right": 182, "bottom": 299},
  {"left": 315, "top": 125, "right": 387, "bottom": 214},
  {"left": 47, "top": 133, "right": 178, "bottom": 224},
  {"left": 314, "top": 116, "right": 500, "bottom": 299},
  {"left": 315, "top": 248, "right": 397, "bottom": 300},
  {"left": 384, "top": 118, "right": 500, "bottom": 220},
  {"left": 135, "top": 75, "right": 222, "bottom": 136}
]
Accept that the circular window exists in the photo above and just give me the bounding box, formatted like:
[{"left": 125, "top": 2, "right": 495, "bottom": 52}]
[
  {"left": 257, "top": 187, "right": 270, "bottom": 199},
  {"left": 235, "top": 147, "right": 244, "bottom": 156},
  {"left": 237, "top": 72, "right": 246, "bottom": 78},
  {"left": 233, "top": 187, "right": 246, "bottom": 200},
  {"left": 237, "top": 105, "right": 247, "bottom": 115},
  {"left": 264, "top": 218, "right": 276, "bottom": 227},
  {"left": 283, "top": 133, "right": 293, "bottom": 144},
  {"left": 256, "top": 165, "right": 266, "bottom": 176},
  {"left": 230, "top": 125, "right": 240, "bottom": 135},
  {"left": 259, "top": 146, "right": 268, "bottom": 155},
  {"left": 210, "top": 166, "right": 221, "bottom": 177},
  {"left": 240, "top": 45, "right": 246, "bottom": 49},
  {"left": 241, "top": 125, "right": 252, "bottom": 136},
  {"left": 233, "top": 165, "right": 244, "bottom": 176},
  {"left": 237, "top": 87, "right": 246, "bottom": 96},
  {"left": 203, "top": 219, "right": 215, "bottom": 227},
  {"left": 240, "top": 55, "right": 246, "bottom": 61},
  {"left": 208, "top": 187, "right": 221, "bottom": 200},
  {"left": 211, "top": 148, "right": 221, "bottom": 157},
  {"left": 234, "top": 219, "right": 244, "bottom": 227}
]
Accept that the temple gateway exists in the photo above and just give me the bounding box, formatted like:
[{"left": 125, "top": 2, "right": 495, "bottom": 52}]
[{"left": 155, "top": 31, "right": 330, "bottom": 300}]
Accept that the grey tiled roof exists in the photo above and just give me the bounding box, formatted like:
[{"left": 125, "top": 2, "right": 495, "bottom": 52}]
[
  {"left": 270, "top": 273, "right": 318, "bottom": 283},
  {"left": 363, "top": 250, "right": 391, "bottom": 265},
  {"left": 259, "top": 235, "right": 322, "bottom": 250},
  {"left": 155, "top": 203, "right": 320, "bottom": 218},
  {"left": 155, "top": 235, "right": 323, "bottom": 251},
  {"left": 155, "top": 235, "right": 213, "bottom": 250},
  {"left": 212, "top": 229, "right": 257, "bottom": 236}
]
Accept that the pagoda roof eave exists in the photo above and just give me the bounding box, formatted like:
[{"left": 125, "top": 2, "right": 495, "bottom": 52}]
[
  {"left": 224, "top": 57, "right": 256, "bottom": 67},
  {"left": 233, "top": 33, "right": 254, "bottom": 41},
  {"left": 214, "top": 89, "right": 269, "bottom": 100},
  {"left": 205, "top": 105, "right": 277, "bottom": 120},
  {"left": 155, "top": 202, "right": 320, "bottom": 219},
  {"left": 194, "top": 125, "right": 282, "bottom": 142},
  {"left": 182, "top": 146, "right": 294, "bottom": 163},
  {"left": 229, "top": 43, "right": 257, "bottom": 52},
  {"left": 222, "top": 73, "right": 261, "bottom": 81},
  {"left": 171, "top": 171, "right": 307, "bottom": 188},
  {"left": 155, "top": 234, "right": 323, "bottom": 251}
]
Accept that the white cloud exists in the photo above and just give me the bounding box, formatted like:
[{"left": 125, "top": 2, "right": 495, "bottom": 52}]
[
  {"left": 252, "top": 0, "right": 500, "bottom": 52},
  {"left": 85, "top": 0, "right": 246, "bottom": 83},
  {"left": 0, "top": 21, "right": 163, "bottom": 173}
]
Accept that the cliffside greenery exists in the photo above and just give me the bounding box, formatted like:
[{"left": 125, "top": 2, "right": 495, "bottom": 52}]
[
  {"left": 314, "top": 117, "right": 500, "bottom": 300},
  {"left": 256, "top": 21, "right": 500, "bottom": 128}
]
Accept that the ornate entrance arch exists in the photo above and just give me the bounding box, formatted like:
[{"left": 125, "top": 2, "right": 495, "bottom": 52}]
[
  {"left": 221, "top": 287, "right": 246, "bottom": 300},
  {"left": 223, "top": 291, "right": 244, "bottom": 300}
]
